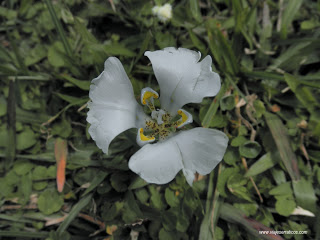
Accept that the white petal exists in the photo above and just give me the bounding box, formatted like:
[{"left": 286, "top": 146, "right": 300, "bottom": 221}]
[
  {"left": 128, "top": 138, "right": 183, "bottom": 184},
  {"left": 175, "top": 128, "right": 228, "bottom": 176},
  {"left": 129, "top": 127, "right": 228, "bottom": 185},
  {"left": 183, "top": 169, "right": 195, "bottom": 186},
  {"left": 87, "top": 57, "right": 146, "bottom": 154},
  {"left": 145, "top": 48, "right": 221, "bottom": 115}
]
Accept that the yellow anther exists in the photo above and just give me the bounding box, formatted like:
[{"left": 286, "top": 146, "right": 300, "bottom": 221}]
[
  {"left": 142, "top": 92, "right": 158, "bottom": 105},
  {"left": 141, "top": 87, "right": 159, "bottom": 106},
  {"left": 139, "top": 128, "right": 155, "bottom": 141},
  {"left": 176, "top": 109, "right": 193, "bottom": 128},
  {"left": 177, "top": 110, "right": 188, "bottom": 127}
]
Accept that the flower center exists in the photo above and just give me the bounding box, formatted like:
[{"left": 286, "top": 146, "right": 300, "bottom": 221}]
[{"left": 136, "top": 88, "right": 193, "bottom": 146}]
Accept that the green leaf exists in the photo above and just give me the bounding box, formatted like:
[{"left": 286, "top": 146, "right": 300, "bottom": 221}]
[
  {"left": 253, "top": 100, "right": 265, "bottom": 118},
  {"left": 20, "top": 172, "right": 32, "bottom": 203},
  {"left": 48, "top": 41, "right": 67, "bottom": 68},
  {"left": 292, "top": 178, "right": 317, "bottom": 213},
  {"left": 122, "top": 191, "right": 142, "bottom": 223},
  {"left": 59, "top": 74, "right": 90, "bottom": 91},
  {"left": 239, "top": 141, "right": 261, "bottom": 158},
  {"left": 33, "top": 181, "right": 48, "bottom": 191},
  {"left": 104, "top": 44, "right": 136, "bottom": 57},
  {"left": 24, "top": 44, "right": 47, "bottom": 66},
  {"left": 217, "top": 167, "right": 238, "bottom": 197},
  {"left": 38, "top": 188, "right": 64, "bottom": 215},
  {"left": 214, "top": 226, "right": 224, "bottom": 240},
  {"left": 134, "top": 188, "right": 149, "bottom": 204},
  {"left": 301, "top": 20, "right": 320, "bottom": 30},
  {"left": 54, "top": 93, "right": 87, "bottom": 105},
  {"left": 245, "top": 152, "right": 278, "bottom": 177},
  {"left": 275, "top": 196, "right": 296, "bottom": 217},
  {"left": 220, "top": 95, "right": 235, "bottom": 111},
  {"left": 0, "top": 97, "right": 7, "bottom": 117},
  {"left": 176, "top": 213, "right": 190, "bottom": 232},
  {"left": 32, "top": 166, "right": 48, "bottom": 180},
  {"left": 231, "top": 136, "right": 247, "bottom": 147},
  {"left": 51, "top": 117, "right": 72, "bottom": 138},
  {"left": 223, "top": 147, "right": 239, "bottom": 166},
  {"left": 227, "top": 173, "right": 252, "bottom": 201},
  {"left": 149, "top": 185, "right": 166, "bottom": 210},
  {"left": 13, "top": 159, "right": 35, "bottom": 175},
  {"left": 102, "top": 201, "right": 123, "bottom": 221},
  {"left": 155, "top": 32, "right": 176, "bottom": 49},
  {"left": 284, "top": 73, "right": 317, "bottom": 113},
  {"left": 0, "top": 6, "right": 17, "bottom": 19},
  {"left": 159, "top": 228, "right": 177, "bottom": 240},
  {"left": 207, "top": 111, "right": 228, "bottom": 128},
  {"left": 16, "top": 128, "right": 37, "bottom": 150},
  {"left": 74, "top": 168, "right": 98, "bottom": 186},
  {"left": 165, "top": 188, "right": 179, "bottom": 208},
  {"left": 162, "top": 209, "right": 177, "bottom": 231},
  {"left": 128, "top": 176, "right": 149, "bottom": 190},
  {"left": 269, "top": 182, "right": 292, "bottom": 196},
  {"left": 234, "top": 203, "right": 257, "bottom": 217},
  {"left": 110, "top": 172, "right": 128, "bottom": 192}
]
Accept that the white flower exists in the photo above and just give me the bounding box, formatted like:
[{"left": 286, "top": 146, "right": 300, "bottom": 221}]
[
  {"left": 87, "top": 47, "right": 228, "bottom": 186},
  {"left": 152, "top": 3, "right": 172, "bottom": 22}
]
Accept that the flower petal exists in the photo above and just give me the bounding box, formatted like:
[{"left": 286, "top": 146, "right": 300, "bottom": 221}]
[
  {"left": 87, "top": 57, "right": 146, "bottom": 154},
  {"left": 129, "top": 127, "right": 228, "bottom": 185},
  {"left": 145, "top": 48, "right": 221, "bottom": 115},
  {"left": 129, "top": 137, "right": 183, "bottom": 184}
]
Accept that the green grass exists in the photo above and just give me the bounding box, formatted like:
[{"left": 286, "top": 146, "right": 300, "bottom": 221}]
[{"left": 0, "top": 0, "right": 319, "bottom": 239}]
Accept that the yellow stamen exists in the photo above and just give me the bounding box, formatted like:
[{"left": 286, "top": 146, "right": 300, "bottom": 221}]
[
  {"left": 177, "top": 110, "right": 188, "bottom": 127},
  {"left": 139, "top": 128, "right": 155, "bottom": 141},
  {"left": 142, "top": 91, "right": 158, "bottom": 105}
]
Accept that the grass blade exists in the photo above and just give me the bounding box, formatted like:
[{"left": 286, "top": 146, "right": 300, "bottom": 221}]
[
  {"left": 199, "top": 164, "right": 223, "bottom": 240},
  {"left": 264, "top": 112, "right": 300, "bottom": 181},
  {"left": 220, "top": 203, "right": 283, "bottom": 240},
  {"left": 0, "top": 231, "right": 49, "bottom": 238},
  {"left": 6, "top": 78, "right": 16, "bottom": 170},
  {"left": 201, "top": 83, "right": 226, "bottom": 128},
  {"left": 81, "top": 171, "right": 109, "bottom": 197},
  {"left": 57, "top": 193, "right": 93, "bottom": 234},
  {"left": 280, "top": 0, "right": 304, "bottom": 39},
  {"left": 44, "top": 0, "right": 72, "bottom": 57}
]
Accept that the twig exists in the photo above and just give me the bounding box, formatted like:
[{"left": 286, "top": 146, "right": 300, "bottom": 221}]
[
  {"left": 300, "top": 133, "right": 311, "bottom": 169},
  {"left": 235, "top": 107, "right": 256, "bottom": 141},
  {"left": 77, "top": 103, "right": 88, "bottom": 112},
  {"left": 242, "top": 157, "right": 263, "bottom": 203},
  {"left": 0, "top": 204, "right": 38, "bottom": 212}
]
